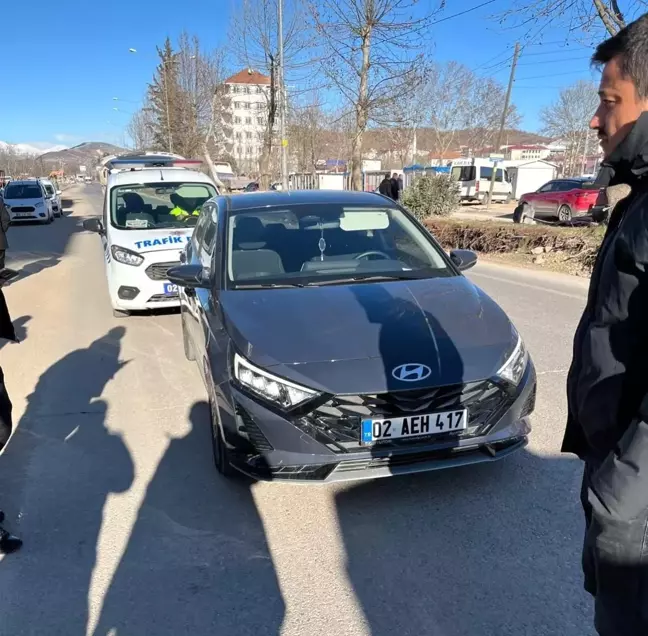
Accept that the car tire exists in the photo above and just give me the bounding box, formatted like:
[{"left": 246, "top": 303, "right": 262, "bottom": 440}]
[
  {"left": 181, "top": 314, "right": 195, "bottom": 361},
  {"left": 112, "top": 308, "right": 130, "bottom": 318},
  {"left": 513, "top": 203, "right": 534, "bottom": 224},
  {"left": 558, "top": 204, "right": 572, "bottom": 222},
  {"left": 210, "top": 397, "right": 236, "bottom": 477}
]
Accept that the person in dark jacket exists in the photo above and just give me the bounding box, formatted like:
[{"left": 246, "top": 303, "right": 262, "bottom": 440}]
[
  {"left": 390, "top": 173, "right": 400, "bottom": 200},
  {"left": 378, "top": 174, "right": 392, "bottom": 198},
  {"left": 0, "top": 287, "right": 22, "bottom": 554},
  {"left": 564, "top": 15, "right": 648, "bottom": 635},
  {"left": 0, "top": 195, "right": 10, "bottom": 269}
]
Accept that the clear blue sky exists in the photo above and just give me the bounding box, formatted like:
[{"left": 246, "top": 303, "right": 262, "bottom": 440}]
[{"left": 0, "top": 0, "right": 604, "bottom": 148}]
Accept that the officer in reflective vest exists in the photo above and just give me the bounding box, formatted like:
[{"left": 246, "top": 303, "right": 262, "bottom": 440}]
[{"left": 169, "top": 194, "right": 200, "bottom": 220}]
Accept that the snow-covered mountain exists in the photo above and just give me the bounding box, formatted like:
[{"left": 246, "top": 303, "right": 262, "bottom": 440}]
[{"left": 0, "top": 141, "right": 68, "bottom": 156}]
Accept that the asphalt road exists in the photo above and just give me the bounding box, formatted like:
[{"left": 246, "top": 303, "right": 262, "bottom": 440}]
[{"left": 0, "top": 184, "right": 595, "bottom": 636}]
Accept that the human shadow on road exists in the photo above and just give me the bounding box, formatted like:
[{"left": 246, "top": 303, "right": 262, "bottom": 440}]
[
  {"left": 93, "top": 400, "right": 285, "bottom": 636},
  {"left": 0, "top": 314, "right": 30, "bottom": 348},
  {"left": 7, "top": 256, "right": 61, "bottom": 285},
  {"left": 335, "top": 450, "right": 589, "bottom": 635},
  {"left": 0, "top": 327, "right": 134, "bottom": 636}
]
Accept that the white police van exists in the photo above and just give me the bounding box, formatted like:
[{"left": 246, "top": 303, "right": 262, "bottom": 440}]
[{"left": 83, "top": 157, "right": 218, "bottom": 316}]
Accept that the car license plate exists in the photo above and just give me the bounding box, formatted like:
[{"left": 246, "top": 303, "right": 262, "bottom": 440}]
[
  {"left": 361, "top": 409, "right": 468, "bottom": 444},
  {"left": 14, "top": 212, "right": 30, "bottom": 218},
  {"left": 163, "top": 283, "right": 178, "bottom": 295}
]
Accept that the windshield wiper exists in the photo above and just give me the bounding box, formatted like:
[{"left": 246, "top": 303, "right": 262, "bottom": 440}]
[
  {"left": 311, "top": 273, "right": 427, "bottom": 286},
  {"left": 234, "top": 282, "right": 307, "bottom": 289}
]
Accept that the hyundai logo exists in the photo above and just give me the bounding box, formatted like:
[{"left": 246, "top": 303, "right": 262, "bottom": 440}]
[{"left": 392, "top": 363, "right": 432, "bottom": 382}]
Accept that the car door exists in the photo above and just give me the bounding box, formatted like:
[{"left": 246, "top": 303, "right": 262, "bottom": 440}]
[
  {"left": 527, "top": 181, "right": 555, "bottom": 216},
  {"left": 544, "top": 180, "right": 572, "bottom": 216},
  {"left": 187, "top": 202, "right": 220, "bottom": 373}
]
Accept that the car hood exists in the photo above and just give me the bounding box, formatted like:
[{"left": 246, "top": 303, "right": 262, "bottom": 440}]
[
  {"left": 111, "top": 227, "right": 193, "bottom": 255},
  {"left": 220, "top": 277, "right": 516, "bottom": 393},
  {"left": 4, "top": 198, "right": 44, "bottom": 206}
]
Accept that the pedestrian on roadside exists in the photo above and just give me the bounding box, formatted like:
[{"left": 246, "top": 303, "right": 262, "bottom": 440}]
[
  {"left": 0, "top": 192, "right": 10, "bottom": 270},
  {"left": 378, "top": 173, "right": 392, "bottom": 198},
  {"left": 563, "top": 14, "right": 648, "bottom": 636},
  {"left": 0, "top": 286, "right": 21, "bottom": 555},
  {"left": 397, "top": 174, "right": 404, "bottom": 199},
  {"left": 390, "top": 173, "right": 400, "bottom": 200}
]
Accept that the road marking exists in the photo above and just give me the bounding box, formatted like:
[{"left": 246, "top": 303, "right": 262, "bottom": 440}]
[{"left": 470, "top": 271, "right": 587, "bottom": 301}]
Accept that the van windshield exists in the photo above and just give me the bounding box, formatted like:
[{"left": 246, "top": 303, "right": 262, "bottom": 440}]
[
  {"left": 110, "top": 182, "right": 217, "bottom": 230},
  {"left": 451, "top": 166, "right": 476, "bottom": 182},
  {"left": 4, "top": 184, "right": 42, "bottom": 199}
]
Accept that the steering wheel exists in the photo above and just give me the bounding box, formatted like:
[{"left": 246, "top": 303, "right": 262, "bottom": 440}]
[{"left": 354, "top": 250, "right": 391, "bottom": 261}]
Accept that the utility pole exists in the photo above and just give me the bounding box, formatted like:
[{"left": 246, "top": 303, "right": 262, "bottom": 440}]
[
  {"left": 486, "top": 42, "right": 520, "bottom": 210},
  {"left": 278, "top": 0, "right": 288, "bottom": 191}
]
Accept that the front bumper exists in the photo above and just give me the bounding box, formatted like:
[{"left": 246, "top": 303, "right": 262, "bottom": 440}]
[
  {"left": 217, "top": 362, "right": 536, "bottom": 483},
  {"left": 108, "top": 258, "right": 181, "bottom": 311}
]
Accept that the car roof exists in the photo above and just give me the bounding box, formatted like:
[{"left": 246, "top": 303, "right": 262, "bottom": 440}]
[
  {"left": 6, "top": 179, "right": 41, "bottom": 186},
  {"left": 107, "top": 167, "right": 216, "bottom": 188},
  {"left": 218, "top": 189, "right": 396, "bottom": 212}
]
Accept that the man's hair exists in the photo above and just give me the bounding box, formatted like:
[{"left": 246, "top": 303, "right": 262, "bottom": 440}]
[{"left": 593, "top": 14, "right": 648, "bottom": 99}]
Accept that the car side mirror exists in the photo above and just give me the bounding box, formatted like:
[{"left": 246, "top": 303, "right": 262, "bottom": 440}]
[
  {"left": 56, "top": 190, "right": 62, "bottom": 195},
  {"left": 450, "top": 249, "right": 478, "bottom": 272},
  {"left": 83, "top": 218, "right": 104, "bottom": 234},
  {"left": 167, "top": 264, "right": 210, "bottom": 289}
]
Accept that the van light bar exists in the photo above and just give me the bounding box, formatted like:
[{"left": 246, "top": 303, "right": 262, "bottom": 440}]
[{"left": 109, "top": 158, "right": 203, "bottom": 168}]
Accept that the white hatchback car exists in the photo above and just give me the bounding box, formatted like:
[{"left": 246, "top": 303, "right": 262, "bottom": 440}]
[
  {"left": 39, "top": 179, "right": 63, "bottom": 217},
  {"left": 3, "top": 180, "right": 54, "bottom": 224}
]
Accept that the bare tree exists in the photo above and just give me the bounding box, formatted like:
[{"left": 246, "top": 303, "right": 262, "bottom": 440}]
[
  {"left": 540, "top": 80, "right": 599, "bottom": 175},
  {"left": 127, "top": 107, "right": 155, "bottom": 150},
  {"left": 288, "top": 95, "right": 331, "bottom": 173},
  {"left": 309, "top": 0, "right": 439, "bottom": 189},
  {"left": 500, "top": 0, "right": 644, "bottom": 38},
  {"left": 232, "top": 0, "right": 312, "bottom": 187}
]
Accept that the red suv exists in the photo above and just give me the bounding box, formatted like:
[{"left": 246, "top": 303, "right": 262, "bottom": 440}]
[{"left": 514, "top": 178, "right": 600, "bottom": 223}]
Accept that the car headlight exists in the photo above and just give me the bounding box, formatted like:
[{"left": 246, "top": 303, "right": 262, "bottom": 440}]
[
  {"left": 234, "top": 353, "right": 320, "bottom": 409},
  {"left": 497, "top": 333, "right": 528, "bottom": 386},
  {"left": 111, "top": 245, "right": 144, "bottom": 267}
]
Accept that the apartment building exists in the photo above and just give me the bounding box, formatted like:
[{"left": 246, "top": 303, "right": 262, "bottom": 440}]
[{"left": 224, "top": 69, "right": 271, "bottom": 172}]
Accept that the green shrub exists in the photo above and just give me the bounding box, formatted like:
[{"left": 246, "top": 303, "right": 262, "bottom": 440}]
[{"left": 402, "top": 174, "right": 459, "bottom": 219}]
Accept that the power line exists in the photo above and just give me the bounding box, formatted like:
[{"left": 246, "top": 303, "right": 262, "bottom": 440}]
[
  {"left": 515, "top": 70, "right": 593, "bottom": 80},
  {"left": 517, "top": 56, "right": 590, "bottom": 65},
  {"left": 430, "top": 0, "right": 498, "bottom": 26}
]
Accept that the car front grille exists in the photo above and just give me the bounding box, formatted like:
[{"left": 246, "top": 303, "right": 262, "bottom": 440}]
[
  {"left": 147, "top": 293, "right": 179, "bottom": 303},
  {"left": 10, "top": 206, "right": 35, "bottom": 212},
  {"left": 299, "top": 380, "right": 513, "bottom": 453},
  {"left": 145, "top": 261, "right": 180, "bottom": 281}
]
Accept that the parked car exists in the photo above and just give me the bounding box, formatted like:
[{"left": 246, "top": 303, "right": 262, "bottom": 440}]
[
  {"left": 450, "top": 158, "right": 513, "bottom": 204},
  {"left": 168, "top": 189, "right": 536, "bottom": 483},
  {"left": 39, "top": 179, "right": 63, "bottom": 217},
  {"left": 514, "top": 178, "right": 600, "bottom": 223},
  {"left": 2, "top": 180, "right": 54, "bottom": 224},
  {"left": 244, "top": 181, "right": 259, "bottom": 192}
]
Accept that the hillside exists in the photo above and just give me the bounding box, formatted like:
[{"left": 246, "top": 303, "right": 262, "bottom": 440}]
[{"left": 39, "top": 142, "right": 128, "bottom": 166}]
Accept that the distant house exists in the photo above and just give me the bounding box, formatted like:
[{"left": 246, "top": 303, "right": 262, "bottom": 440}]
[{"left": 502, "top": 144, "right": 551, "bottom": 161}]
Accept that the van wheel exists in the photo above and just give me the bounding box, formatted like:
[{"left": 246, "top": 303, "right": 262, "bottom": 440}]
[
  {"left": 558, "top": 204, "right": 572, "bottom": 222},
  {"left": 210, "top": 397, "right": 236, "bottom": 477},
  {"left": 112, "top": 308, "right": 130, "bottom": 318}
]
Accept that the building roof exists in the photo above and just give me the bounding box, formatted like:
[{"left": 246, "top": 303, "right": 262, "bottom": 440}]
[
  {"left": 224, "top": 69, "right": 271, "bottom": 86},
  {"left": 505, "top": 144, "right": 549, "bottom": 151}
]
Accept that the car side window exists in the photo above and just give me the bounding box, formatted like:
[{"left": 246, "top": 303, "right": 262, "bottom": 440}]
[
  {"left": 193, "top": 210, "right": 209, "bottom": 247},
  {"left": 538, "top": 182, "right": 555, "bottom": 193}
]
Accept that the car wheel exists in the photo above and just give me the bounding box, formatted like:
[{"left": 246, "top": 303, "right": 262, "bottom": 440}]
[
  {"left": 558, "top": 204, "right": 572, "bottom": 222},
  {"left": 513, "top": 203, "right": 535, "bottom": 224},
  {"left": 210, "top": 396, "right": 236, "bottom": 477},
  {"left": 181, "top": 313, "right": 195, "bottom": 361},
  {"left": 112, "top": 308, "right": 130, "bottom": 318}
]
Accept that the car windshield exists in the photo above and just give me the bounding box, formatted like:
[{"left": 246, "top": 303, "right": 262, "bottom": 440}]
[
  {"left": 4, "top": 184, "right": 42, "bottom": 199},
  {"left": 110, "top": 181, "right": 217, "bottom": 230},
  {"left": 227, "top": 203, "right": 455, "bottom": 288}
]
